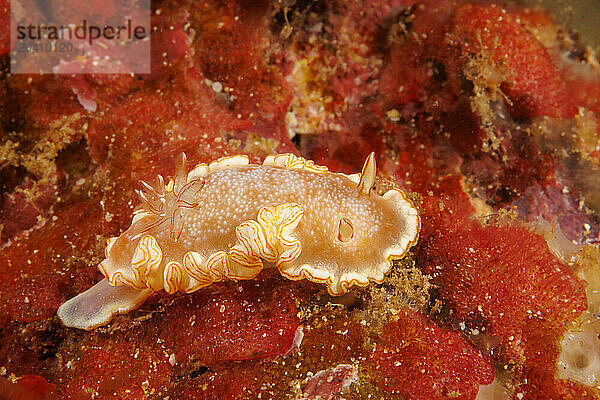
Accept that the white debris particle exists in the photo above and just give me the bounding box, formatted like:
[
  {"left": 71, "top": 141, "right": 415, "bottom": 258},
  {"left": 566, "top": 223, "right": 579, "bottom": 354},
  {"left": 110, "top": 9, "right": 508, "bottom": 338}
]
[{"left": 211, "top": 82, "right": 223, "bottom": 93}]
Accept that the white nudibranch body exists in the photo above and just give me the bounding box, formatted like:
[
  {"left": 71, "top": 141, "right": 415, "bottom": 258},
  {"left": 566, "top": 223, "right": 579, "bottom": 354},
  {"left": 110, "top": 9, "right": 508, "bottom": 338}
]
[{"left": 57, "top": 153, "right": 420, "bottom": 329}]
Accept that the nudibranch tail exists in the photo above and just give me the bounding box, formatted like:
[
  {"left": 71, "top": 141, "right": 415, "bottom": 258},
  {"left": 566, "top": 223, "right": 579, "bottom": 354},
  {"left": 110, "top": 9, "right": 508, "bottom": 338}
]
[
  {"left": 57, "top": 278, "right": 152, "bottom": 330},
  {"left": 58, "top": 152, "right": 420, "bottom": 329}
]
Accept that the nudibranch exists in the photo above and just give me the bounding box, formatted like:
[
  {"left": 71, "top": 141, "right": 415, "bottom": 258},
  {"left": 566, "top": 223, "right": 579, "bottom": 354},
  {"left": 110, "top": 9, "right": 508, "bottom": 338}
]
[{"left": 57, "top": 153, "right": 420, "bottom": 329}]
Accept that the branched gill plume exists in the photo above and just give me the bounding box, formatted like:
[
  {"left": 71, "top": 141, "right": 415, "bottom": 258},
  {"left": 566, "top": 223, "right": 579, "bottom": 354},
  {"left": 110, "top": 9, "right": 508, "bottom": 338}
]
[{"left": 130, "top": 153, "right": 205, "bottom": 241}]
